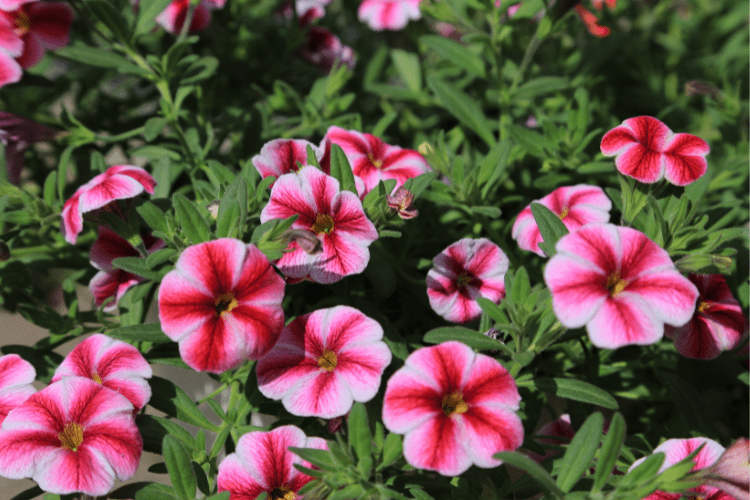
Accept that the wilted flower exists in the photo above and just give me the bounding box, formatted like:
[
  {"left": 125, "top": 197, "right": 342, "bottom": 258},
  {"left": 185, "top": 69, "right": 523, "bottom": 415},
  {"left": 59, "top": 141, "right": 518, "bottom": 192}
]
[
  {"left": 387, "top": 186, "right": 418, "bottom": 219},
  {"left": 358, "top": 0, "right": 422, "bottom": 31},
  {"left": 0, "top": 111, "right": 57, "bottom": 184},
  {"left": 0, "top": 354, "right": 35, "bottom": 425}
]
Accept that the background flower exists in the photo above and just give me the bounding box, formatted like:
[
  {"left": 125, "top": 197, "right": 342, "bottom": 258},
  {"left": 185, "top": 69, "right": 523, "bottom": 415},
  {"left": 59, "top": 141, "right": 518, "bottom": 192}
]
[
  {"left": 252, "top": 138, "right": 326, "bottom": 180},
  {"left": 0, "top": 111, "right": 57, "bottom": 184},
  {"left": 0, "top": 354, "right": 35, "bottom": 425},
  {"left": 155, "top": 0, "right": 225, "bottom": 34},
  {"left": 358, "top": 0, "right": 421, "bottom": 31}
]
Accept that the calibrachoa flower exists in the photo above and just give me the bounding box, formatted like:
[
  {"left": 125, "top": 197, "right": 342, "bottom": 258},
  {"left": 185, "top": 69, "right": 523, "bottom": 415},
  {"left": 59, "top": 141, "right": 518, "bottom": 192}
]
[
  {"left": 544, "top": 223, "right": 699, "bottom": 349},
  {"left": 0, "top": 111, "right": 57, "bottom": 184},
  {"left": 300, "top": 26, "right": 355, "bottom": 73},
  {"left": 512, "top": 184, "right": 612, "bottom": 257},
  {"left": 260, "top": 166, "right": 378, "bottom": 284},
  {"left": 665, "top": 274, "right": 747, "bottom": 360},
  {"left": 61, "top": 165, "right": 157, "bottom": 245},
  {"left": 382, "top": 341, "right": 524, "bottom": 476},
  {"left": 257, "top": 306, "right": 392, "bottom": 418},
  {"left": 324, "top": 126, "right": 431, "bottom": 194},
  {"left": 158, "top": 239, "right": 285, "bottom": 373},
  {"left": 89, "top": 228, "right": 165, "bottom": 311},
  {"left": 386, "top": 186, "right": 418, "bottom": 219},
  {"left": 217, "top": 425, "right": 327, "bottom": 500},
  {"left": 51, "top": 334, "right": 153, "bottom": 411},
  {"left": 252, "top": 138, "right": 326, "bottom": 181},
  {"left": 0, "top": 376, "right": 142, "bottom": 496},
  {"left": 628, "top": 438, "right": 735, "bottom": 500},
  {"left": 600, "top": 116, "right": 710, "bottom": 186},
  {"left": 358, "top": 0, "right": 421, "bottom": 31},
  {"left": 426, "top": 238, "right": 508, "bottom": 324},
  {"left": 0, "top": 354, "right": 35, "bottom": 425},
  {"left": 701, "top": 438, "right": 750, "bottom": 500},
  {"left": 155, "top": 0, "right": 225, "bottom": 34}
]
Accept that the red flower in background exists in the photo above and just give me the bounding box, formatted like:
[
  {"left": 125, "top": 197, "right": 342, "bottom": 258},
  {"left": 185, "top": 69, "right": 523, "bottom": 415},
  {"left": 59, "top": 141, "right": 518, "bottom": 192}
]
[
  {"left": 155, "top": 0, "right": 225, "bottom": 34},
  {"left": 300, "top": 26, "right": 355, "bottom": 73}
]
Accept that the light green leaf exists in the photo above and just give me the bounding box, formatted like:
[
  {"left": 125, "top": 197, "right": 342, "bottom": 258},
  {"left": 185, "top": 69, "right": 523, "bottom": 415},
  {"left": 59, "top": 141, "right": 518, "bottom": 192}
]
[
  {"left": 556, "top": 412, "right": 604, "bottom": 492},
  {"left": 173, "top": 193, "right": 211, "bottom": 244},
  {"left": 532, "top": 378, "right": 618, "bottom": 409},
  {"left": 423, "top": 326, "right": 511, "bottom": 354},
  {"left": 420, "top": 35, "right": 486, "bottom": 78},
  {"left": 106, "top": 322, "right": 170, "bottom": 343},
  {"left": 593, "top": 412, "right": 626, "bottom": 491},
  {"left": 163, "top": 435, "right": 196, "bottom": 500},
  {"left": 427, "top": 77, "right": 495, "bottom": 147}
]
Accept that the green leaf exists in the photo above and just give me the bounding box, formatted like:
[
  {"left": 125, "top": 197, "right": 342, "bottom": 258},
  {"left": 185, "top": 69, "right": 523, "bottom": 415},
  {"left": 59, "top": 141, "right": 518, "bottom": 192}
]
[
  {"left": 204, "top": 493, "right": 231, "bottom": 500},
  {"left": 163, "top": 435, "right": 196, "bottom": 500},
  {"left": 134, "top": 483, "right": 182, "bottom": 500},
  {"left": 209, "top": 425, "right": 232, "bottom": 459},
  {"left": 493, "top": 452, "right": 564, "bottom": 500},
  {"left": 181, "top": 56, "right": 219, "bottom": 86},
  {"left": 107, "top": 322, "right": 170, "bottom": 343},
  {"left": 420, "top": 35, "right": 486, "bottom": 78},
  {"left": 55, "top": 45, "right": 131, "bottom": 69},
  {"left": 86, "top": 0, "right": 130, "bottom": 42},
  {"left": 556, "top": 412, "right": 604, "bottom": 492},
  {"left": 216, "top": 199, "right": 240, "bottom": 238},
  {"left": 43, "top": 171, "right": 57, "bottom": 206},
  {"left": 149, "top": 376, "right": 221, "bottom": 431},
  {"left": 144, "top": 117, "right": 168, "bottom": 141},
  {"left": 593, "top": 412, "right": 626, "bottom": 491},
  {"left": 137, "top": 414, "right": 196, "bottom": 455},
  {"left": 506, "top": 125, "right": 550, "bottom": 157},
  {"left": 329, "top": 144, "right": 357, "bottom": 194},
  {"left": 617, "top": 453, "right": 664, "bottom": 491},
  {"left": 470, "top": 206, "right": 502, "bottom": 218},
  {"left": 112, "top": 257, "right": 163, "bottom": 281},
  {"left": 380, "top": 433, "right": 402, "bottom": 468},
  {"left": 510, "top": 267, "right": 531, "bottom": 305},
  {"left": 146, "top": 248, "right": 177, "bottom": 268},
  {"left": 403, "top": 171, "right": 438, "bottom": 200},
  {"left": 391, "top": 49, "right": 422, "bottom": 93},
  {"left": 530, "top": 203, "right": 569, "bottom": 256},
  {"left": 476, "top": 297, "right": 510, "bottom": 325},
  {"left": 137, "top": 201, "right": 169, "bottom": 233},
  {"left": 427, "top": 77, "right": 495, "bottom": 147},
  {"left": 655, "top": 371, "right": 716, "bottom": 438},
  {"left": 478, "top": 140, "right": 511, "bottom": 195},
  {"left": 173, "top": 193, "right": 211, "bottom": 244},
  {"left": 348, "top": 402, "right": 372, "bottom": 462},
  {"left": 288, "top": 447, "right": 337, "bottom": 472},
  {"left": 136, "top": 0, "right": 174, "bottom": 34},
  {"left": 514, "top": 77, "right": 568, "bottom": 98},
  {"left": 532, "top": 378, "right": 618, "bottom": 409},
  {"left": 423, "top": 326, "right": 512, "bottom": 354}
]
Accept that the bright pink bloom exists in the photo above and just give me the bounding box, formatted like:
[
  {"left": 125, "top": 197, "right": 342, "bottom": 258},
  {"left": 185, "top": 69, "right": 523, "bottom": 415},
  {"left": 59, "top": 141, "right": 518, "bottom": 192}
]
[
  {"left": 426, "top": 238, "right": 508, "bottom": 324},
  {"left": 0, "top": 0, "right": 34, "bottom": 12},
  {"left": 544, "top": 223, "right": 699, "bottom": 349},
  {"left": 600, "top": 116, "right": 710, "bottom": 186},
  {"left": 628, "top": 438, "right": 734, "bottom": 500},
  {"left": 257, "top": 306, "right": 392, "bottom": 418},
  {"left": 51, "top": 334, "right": 153, "bottom": 411},
  {"left": 158, "top": 238, "right": 285, "bottom": 373},
  {"left": 61, "top": 165, "right": 156, "bottom": 245},
  {"left": 88, "top": 228, "right": 165, "bottom": 312},
  {"left": 574, "top": 3, "right": 610, "bottom": 37},
  {"left": 382, "top": 341, "right": 524, "bottom": 476},
  {"left": 665, "top": 274, "right": 747, "bottom": 360},
  {"left": 358, "top": 0, "right": 421, "bottom": 31},
  {"left": 512, "top": 184, "right": 612, "bottom": 257},
  {"left": 0, "top": 354, "right": 35, "bottom": 425},
  {"left": 252, "top": 138, "right": 326, "bottom": 181},
  {"left": 324, "top": 126, "right": 431, "bottom": 195},
  {"left": 300, "top": 26, "right": 355, "bottom": 73},
  {"left": 0, "top": 376, "right": 142, "bottom": 496},
  {"left": 155, "top": 0, "right": 225, "bottom": 34},
  {"left": 217, "top": 425, "right": 327, "bottom": 500},
  {"left": 0, "top": 111, "right": 57, "bottom": 184},
  {"left": 260, "top": 166, "right": 378, "bottom": 284}
]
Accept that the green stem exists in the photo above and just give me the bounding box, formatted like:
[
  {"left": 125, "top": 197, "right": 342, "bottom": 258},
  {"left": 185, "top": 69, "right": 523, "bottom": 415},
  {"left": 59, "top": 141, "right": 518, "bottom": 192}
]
[
  {"left": 509, "top": 33, "right": 543, "bottom": 95},
  {"left": 97, "top": 127, "right": 145, "bottom": 143},
  {"left": 509, "top": 361, "right": 523, "bottom": 378},
  {"left": 198, "top": 383, "right": 229, "bottom": 404}
]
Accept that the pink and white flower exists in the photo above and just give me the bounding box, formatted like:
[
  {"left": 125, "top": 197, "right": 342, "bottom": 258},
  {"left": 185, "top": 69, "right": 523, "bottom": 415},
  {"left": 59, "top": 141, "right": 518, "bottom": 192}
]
[
  {"left": 665, "top": 274, "right": 747, "bottom": 360},
  {"left": 512, "top": 184, "right": 612, "bottom": 257},
  {"left": 155, "top": 0, "right": 225, "bottom": 34},
  {"left": 260, "top": 166, "right": 378, "bottom": 284},
  {"left": 257, "top": 306, "right": 392, "bottom": 419},
  {"left": 61, "top": 165, "right": 157, "bottom": 245},
  {"left": 544, "top": 223, "right": 699, "bottom": 349},
  {"left": 701, "top": 438, "right": 750, "bottom": 500},
  {"left": 0, "top": 354, "right": 35, "bottom": 425},
  {"left": 426, "top": 238, "right": 508, "bottom": 324},
  {"left": 324, "top": 126, "right": 431, "bottom": 195},
  {"left": 89, "top": 228, "right": 165, "bottom": 311},
  {"left": 300, "top": 26, "right": 355, "bottom": 73},
  {"left": 51, "top": 334, "right": 153, "bottom": 411},
  {"left": 217, "top": 425, "right": 327, "bottom": 500},
  {"left": 0, "top": 376, "right": 142, "bottom": 496},
  {"left": 358, "top": 0, "right": 421, "bottom": 31},
  {"left": 600, "top": 116, "right": 710, "bottom": 186},
  {"left": 158, "top": 239, "right": 285, "bottom": 373},
  {"left": 382, "top": 341, "right": 524, "bottom": 476},
  {"left": 252, "top": 138, "right": 326, "bottom": 181}
]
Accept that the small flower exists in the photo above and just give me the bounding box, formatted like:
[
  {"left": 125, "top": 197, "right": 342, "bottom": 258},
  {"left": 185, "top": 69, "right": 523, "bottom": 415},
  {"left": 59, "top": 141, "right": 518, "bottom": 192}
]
[
  {"left": 300, "top": 26, "right": 355, "bottom": 73},
  {"left": 252, "top": 138, "right": 326, "bottom": 181},
  {"left": 51, "top": 334, "right": 153, "bottom": 411},
  {"left": 386, "top": 187, "right": 418, "bottom": 219},
  {"left": 382, "top": 341, "right": 524, "bottom": 476},
  {"left": 0, "top": 111, "right": 57, "bottom": 184},
  {"left": 0, "top": 354, "right": 35, "bottom": 425},
  {"left": 544, "top": 223, "right": 699, "bottom": 349},
  {"left": 600, "top": 116, "right": 710, "bottom": 186},
  {"left": 61, "top": 165, "right": 157, "bottom": 245},
  {"left": 358, "top": 0, "right": 421, "bottom": 31},
  {"left": 573, "top": 3, "right": 611, "bottom": 37},
  {"left": 217, "top": 425, "right": 327, "bottom": 500},
  {"left": 700, "top": 438, "right": 750, "bottom": 500},
  {"left": 0, "top": 376, "right": 142, "bottom": 496},
  {"left": 260, "top": 166, "right": 378, "bottom": 284},
  {"left": 257, "top": 306, "right": 392, "bottom": 418},
  {"left": 426, "top": 238, "right": 508, "bottom": 324},
  {"left": 512, "top": 184, "right": 612, "bottom": 257},
  {"left": 158, "top": 239, "right": 285, "bottom": 373},
  {"left": 155, "top": 0, "right": 225, "bottom": 34},
  {"left": 665, "top": 274, "right": 747, "bottom": 360}
]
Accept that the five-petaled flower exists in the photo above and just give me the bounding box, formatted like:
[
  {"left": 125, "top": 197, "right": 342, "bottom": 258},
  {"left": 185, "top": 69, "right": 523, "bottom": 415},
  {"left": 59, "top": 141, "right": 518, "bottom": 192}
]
[
  {"left": 260, "top": 166, "right": 378, "bottom": 284},
  {"left": 544, "top": 223, "right": 699, "bottom": 349},
  {"left": 217, "top": 425, "right": 328, "bottom": 500},
  {"left": 0, "top": 354, "right": 35, "bottom": 425},
  {"left": 0, "top": 376, "right": 142, "bottom": 496},
  {"left": 358, "top": 0, "right": 422, "bottom": 31},
  {"left": 512, "top": 184, "right": 612, "bottom": 257},
  {"left": 600, "top": 116, "right": 710, "bottom": 186},
  {"left": 665, "top": 274, "right": 747, "bottom": 360},
  {"left": 252, "top": 138, "right": 326, "bottom": 182},
  {"left": 61, "top": 165, "right": 157, "bottom": 245},
  {"left": 158, "top": 238, "right": 285, "bottom": 373},
  {"left": 52, "top": 334, "right": 153, "bottom": 411},
  {"left": 426, "top": 238, "right": 509, "bottom": 324},
  {"left": 155, "top": 0, "right": 225, "bottom": 34},
  {"left": 257, "top": 306, "right": 392, "bottom": 418},
  {"left": 382, "top": 341, "right": 524, "bottom": 476}
]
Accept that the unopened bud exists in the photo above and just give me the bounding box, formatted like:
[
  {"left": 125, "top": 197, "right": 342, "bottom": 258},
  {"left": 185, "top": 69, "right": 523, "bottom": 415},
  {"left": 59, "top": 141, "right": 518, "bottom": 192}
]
[
  {"left": 206, "top": 200, "right": 220, "bottom": 219},
  {"left": 386, "top": 187, "right": 418, "bottom": 220},
  {"left": 281, "top": 229, "right": 322, "bottom": 254}
]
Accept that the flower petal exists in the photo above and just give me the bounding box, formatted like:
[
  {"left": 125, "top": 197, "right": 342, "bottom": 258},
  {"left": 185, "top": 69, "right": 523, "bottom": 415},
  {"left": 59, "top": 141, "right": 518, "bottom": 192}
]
[
  {"left": 662, "top": 133, "right": 709, "bottom": 186},
  {"left": 587, "top": 295, "right": 663, "bottom": 348},
  {"left": 402, "top": 414, "right": 470, "bottom": 476},
  {"left": 461, "top": 405, "right": 524, "bottom": 468}
]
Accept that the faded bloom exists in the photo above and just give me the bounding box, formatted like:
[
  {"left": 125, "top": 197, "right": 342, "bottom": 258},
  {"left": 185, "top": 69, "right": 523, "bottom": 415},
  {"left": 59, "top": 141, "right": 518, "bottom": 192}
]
[
  {"left": 358, "top": 0, "right": 421, "bottom": 31},
  {"left": 0, "top": 354, "right": 35, "bottom": 425},
  {"left": 386, "top": 186, "right": 418, "bottom": 219}
]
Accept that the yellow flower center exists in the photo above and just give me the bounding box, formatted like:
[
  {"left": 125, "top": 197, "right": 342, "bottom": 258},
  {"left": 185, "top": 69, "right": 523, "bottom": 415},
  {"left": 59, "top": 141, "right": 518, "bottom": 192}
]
[
  {"left": 317, "top": 350, "right": 338, "bottom": 372},
  {"left": 91, "top": 371, "right": 102, "bottom": 384},
  {"left": 697, "top": 300, "right": 711, "bottom": 313},
  {"left": 58, "top": 422, "right": 84, "bottom": 451},
  {"left": 214, "top": 292, "right": 238, "bottom": 317},
  {"left": 606, "top": 271, "right": 627, "bottom": 297},
  {"left": 311, "top": 213, "right": 334, "bottom": 235},
  {"left": 270, "top": 486, "right": 296, "bottom": 500},
  {"left": 368, "top": 153, "right": 383, "bottom": 169},
  {"left": 456, "top": 273, "right": 473, "bottom": 287},
  {"left": 14, "top": 11, "right": 30, "bottom": 36},
  {"left": 559, "top": 207, "right": 569, "bottom": 220},
  {"left": 442, "top": 392, "right": 468, "bottom": 417}
]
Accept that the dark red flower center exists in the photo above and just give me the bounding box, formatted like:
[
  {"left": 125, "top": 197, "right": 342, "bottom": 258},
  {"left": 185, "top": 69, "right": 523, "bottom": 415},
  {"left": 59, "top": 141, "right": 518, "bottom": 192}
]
[
  {"left": 456, "top": 273, "right": 473, "bottom": 287},
  {"left": 606, "top": 272, "right": 627, "bottom": 297},
  {"left": 442, "top": 392, "right": 468, "bottom": 417},
  {"left": 311, "top": 214, "right": 334, "bottom": 235},
  {"left": 317, "top": 349, "right": 337, "bottom": 372},
  {"left": 270, "top": 485, "right": 296, "bottom": 500},
  {"left": 214, "top": 292, "right": 238, "bottom": 316},
  {"left": 58, "top": 422, "right": 84, "bottom": 451}
]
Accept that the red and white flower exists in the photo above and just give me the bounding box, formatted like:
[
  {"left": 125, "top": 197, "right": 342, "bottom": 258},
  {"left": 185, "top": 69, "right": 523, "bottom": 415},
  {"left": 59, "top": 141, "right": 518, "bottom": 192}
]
[
  {"left": 665, "top": 274, "right": 747, "bottom": 360},
  {"left": 544, "top": 223, "right": 699, "bottom": 349},
  {"left": 426, "top": 238, "right": 508, "bottom": 324},
  {"left": 217, "top": 425, "right": 327, "bottom": 500},
  {"left": 89, "top": 228, "right": 165, "bottom": 311},
  {"left": 324, "top": 126, "right": 431, "bottom": 195},
  {"left": 512, "top": 184, "right": 612, "bottom": 257},
  {"left": 600, "top": 116, "right": 710, "bottom": 186},
  {"left": 155, "top": 0, "right": 225, "bottom": 34},
  {"left": 0, "top": 376, "right": 142, "bottom": 496},
  {"left": 382, "top": 341, "right": 524, "bottom": 476},
  {"left": 358, "top": 0, "right": 421, "bottom": 31},
  {"left": 51, "top": 334, "right": 153, "bottom": 411},
  {"left": 252, "top": 138, "right": 326, "bottom": 181},
  {"left": 257, "top": 306, "right": 392, "bottom": 419},
  {"left": 61, "top": 165, "right": 157, "bottom": 245},
  {"left": 158, "top": 239, "right": 285, "bottom": 373},
  {"left": 0, "top": 354, "right": 35, "bottom": 425},
  {"left": 260, "top": 166, "right": 378, "bottom": 284}
]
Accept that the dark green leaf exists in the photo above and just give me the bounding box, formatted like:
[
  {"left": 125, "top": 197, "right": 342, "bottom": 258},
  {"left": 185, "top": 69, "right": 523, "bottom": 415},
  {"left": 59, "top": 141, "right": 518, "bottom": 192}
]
[
  {"left": 163, "top": 435, "right": 196, "bottom": 500},
  {"left": 181, "top": 56, "right": 219, "bottom": 86},
  {"left": 420, "top": 35, "right": 486, "bottom": 78},
  {"left": 514, "top": 77, "right": 568, "bottom": 98},
  {"left": 137, "top": 201, "right": 169, "bottom": 233},
  {"left": 134, "top": 483, "right": 182, "bottom": 500},
  {"left": 348, "top": 402, "right": 372, "bottom": 461},
  {"left": 137, "top": 414, "right": 196, "bottom": 454},
  {"left": 423, "top": 326, "right": 511, "bottom": 354},
  {"left": 530, "top": 203, "right": 569, "bottom": 256},
  {"left": 144, "top": 117, "right": 168, "bottom": 141},
  {"left": 427, "top": 77, "right": 495, "bottom": 147},
  {"left": 329, "top": 144, "right": 357, "bottom": 194},
  {"left": 55, "top": 45, "right": 131, "bottom": 69},
  {"left": 86, "top": 0, "right": 130, "bottom": 42},
  {"left": 655, "top": 371, "right": 716, "bottom": 438},
  {"left": 391, "top": 49, "right": 422, "bottom": 93},
  {"left": 173, "top": 193, "right": 211, "bottom": 244},
  {"left": 510, "top": 267, "right": 531, "bottom": 304},
  {"left": 136, "top": 0, "right": 174, "bottom": 34},
  {"left": 493, "top": 452, "right": 564, "bottom": 500},
  {"left": 506, "top": 125, "right": 550, "bottom": 157},
  {"left": 288, "top": 447, "right": 337, "bottom": 472},
  {"left": 112, "top": 257, "right": 163, "bottom": 281},
  {"left": 380, "top": 433, "right": 402, "bottom": 468},
  {"left": 9, "top": 486, "right": 43, "bottom": 500},
  {"left": 106, "top": 322, "right": 169, "bottom": 343},
  {"left": 149, "top": 376, "right": 221, "bottom": 431},
  {"left": 557, "top": 412, "right": 604, "bottom": 492},
  {"left": 532, "top": 378, "right": 618, "bottom": 409},
  {"left": 210, "top": 425, "right": 232, "bottom": 459},
  {"left": 593, "top": 412, "right": 626, "bottom": 491},
  {"left": 146, "top": 248, "right": 177, "bottom": 268}
]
